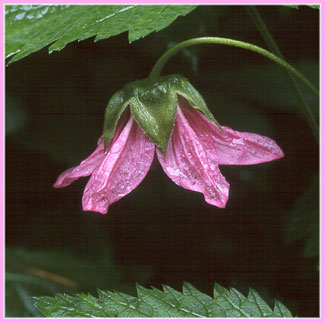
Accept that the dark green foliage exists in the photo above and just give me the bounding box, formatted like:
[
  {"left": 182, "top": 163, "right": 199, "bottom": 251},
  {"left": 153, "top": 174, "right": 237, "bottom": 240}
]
[
  {"left": 5, "top": 248, "right": 151, "bottom": 317},
  {"left": 5, "top": 5, "right": 196, "bottom": 64},
  {"left": 34, "top": 282, "right": 292, "bottom": 318}
]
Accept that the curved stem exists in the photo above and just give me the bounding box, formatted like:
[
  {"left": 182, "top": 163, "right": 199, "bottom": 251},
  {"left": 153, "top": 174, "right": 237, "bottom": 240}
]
[
  {"left": 246, "top": 6, "right": 318, "bottom": 142},
  {"left": 149, "top": 37, "right": 319, "bottom": 98}
]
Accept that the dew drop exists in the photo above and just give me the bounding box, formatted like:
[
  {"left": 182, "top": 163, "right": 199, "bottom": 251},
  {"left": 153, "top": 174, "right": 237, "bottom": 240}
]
[
  {"left": 110, "top": 143, "right": 122, "bottom": 154},
  {"left": 15, "top": 12, "right": 26, "bottom": 20},
  {"left": 233, "top": 138, "right": 244, "bottom": 145}
]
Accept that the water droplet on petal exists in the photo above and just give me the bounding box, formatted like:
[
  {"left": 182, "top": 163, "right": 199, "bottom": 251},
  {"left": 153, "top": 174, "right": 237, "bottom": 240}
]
[
  {"left": 110, "top": 143, "right": 122, "bottom": 154},
  {"left": 233, "top": 138, "right": 244, "bottom": 145}
]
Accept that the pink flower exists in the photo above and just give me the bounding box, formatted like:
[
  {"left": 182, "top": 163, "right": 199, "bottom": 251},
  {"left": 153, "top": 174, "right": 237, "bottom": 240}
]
[{"left": 54, "top": 98, "right": 284, "bottom": 214}]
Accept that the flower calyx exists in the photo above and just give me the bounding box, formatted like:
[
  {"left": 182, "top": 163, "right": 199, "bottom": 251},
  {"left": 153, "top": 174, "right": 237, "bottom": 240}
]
[{"left": 103, "top": 74, "right": 221, "bottom": 154}]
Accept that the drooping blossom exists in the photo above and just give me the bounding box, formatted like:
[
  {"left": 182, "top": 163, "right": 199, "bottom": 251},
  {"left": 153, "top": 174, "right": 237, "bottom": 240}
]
[
  {"left": 54, "top": 111, "right": 155, "bottom": 214},
  {"left": 54, "top": 97, "right": 284, "bottom": 213}
]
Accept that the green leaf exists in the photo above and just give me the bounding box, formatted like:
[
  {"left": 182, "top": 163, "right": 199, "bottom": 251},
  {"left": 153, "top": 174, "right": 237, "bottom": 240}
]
[
  {"left": 5, "top": 5, "right": 196, "bottom": 64},
  {"left": 34, "top": 282, "right": 293, "bottom": 318},
  {"left": 6, "top": 247, "right": 152, "bottom": 317}
]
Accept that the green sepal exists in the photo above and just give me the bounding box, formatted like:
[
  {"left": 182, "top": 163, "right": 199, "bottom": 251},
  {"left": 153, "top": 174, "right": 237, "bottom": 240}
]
[
  {"left": 170, "top": 74, "right": 222, "bottom": 130},
  {"left": 103, "top": 89, "right": 132, "bottom": 147},
  {"left": 103, "top": 74, "right": 221, "bottom": 153},
  {"left": 127, "top": 78, "right": 178, "bottom": 154}
]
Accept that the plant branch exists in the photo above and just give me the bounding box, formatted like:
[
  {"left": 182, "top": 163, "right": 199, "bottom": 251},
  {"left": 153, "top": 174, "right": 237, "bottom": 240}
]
[
  {"left": 149, "top": 37, "right": 319, "bottom": 99},
  {"left": 245, "top": 6, "right": 319, "bottom": 142}
]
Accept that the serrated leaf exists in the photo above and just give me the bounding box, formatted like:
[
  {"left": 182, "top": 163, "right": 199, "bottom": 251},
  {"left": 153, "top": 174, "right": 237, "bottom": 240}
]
[
  {"left": 98, "top": 289, "right": 152, "bottom": 317},
  {"left": 34, "top": 282, "right": 293, "bottom": 318},
  {"left": 246, "top": 288, "right": 273, "bottom": 317},
  {"left": 6, "top": 247, "right": 152, "bottom": 317},
  {"left": 5, "top": 5, "right": 196, "bottom": 64},
  {"left": 274, "top": 299, "right": 294, "bottom": 317}
]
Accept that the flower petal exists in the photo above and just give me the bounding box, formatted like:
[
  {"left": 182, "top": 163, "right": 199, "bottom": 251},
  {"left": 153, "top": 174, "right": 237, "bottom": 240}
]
[
  {"left": 53, "top": 136, "right": 106, "bottom": 188},
  {"left": 157, "top": 106, "right": 230, "bottom": 208},
  {"left": 179, "top": 97, "right": 284, "bottom": 165},
  {"left": 82, "top": 115, "right": 155, "bottom": 214},
  {"left": 53, "top": 112, "right": 130, "bottom": 188}
]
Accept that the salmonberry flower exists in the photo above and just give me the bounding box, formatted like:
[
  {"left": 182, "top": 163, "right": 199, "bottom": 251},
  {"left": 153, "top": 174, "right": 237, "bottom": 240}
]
[{"left": 54, "top": 75, "right": 284, "bottom": 214}]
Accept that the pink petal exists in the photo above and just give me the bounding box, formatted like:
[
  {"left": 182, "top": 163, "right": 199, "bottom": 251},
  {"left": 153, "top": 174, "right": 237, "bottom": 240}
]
[
  {"left": 53, "top": 136, "right": 106, "bottom": 188},
  {"left": 82, "top": 114, "right": 155, "bottom": 214},
  {"left": 157, "top": 106, "right": 230, "bottom": 208},
  {"left": 179, "top": 97, "right": 284, "bottom": 165},
  {"left": 53, "top": 112, "right": 129, "bottom": 188}
]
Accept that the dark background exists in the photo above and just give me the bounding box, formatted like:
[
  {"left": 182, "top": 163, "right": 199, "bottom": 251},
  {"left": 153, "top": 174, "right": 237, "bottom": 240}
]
[{"left": 6, "top": 6, "right": 319, "bottom": 317}]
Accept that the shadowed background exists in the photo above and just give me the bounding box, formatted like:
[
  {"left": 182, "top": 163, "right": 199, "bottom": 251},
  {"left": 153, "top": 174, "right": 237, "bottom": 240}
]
[{"left": 6, "top": 6, "right": 319, "bottom": 317}]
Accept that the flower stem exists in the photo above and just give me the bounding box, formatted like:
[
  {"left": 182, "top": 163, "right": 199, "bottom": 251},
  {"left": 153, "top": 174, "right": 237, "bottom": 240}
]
[
  {"left": 149, "top": 37, "right": 319, "bottom": 98},
  {"left": 245, "top": 6, "right": 319, "bottom": 142}
]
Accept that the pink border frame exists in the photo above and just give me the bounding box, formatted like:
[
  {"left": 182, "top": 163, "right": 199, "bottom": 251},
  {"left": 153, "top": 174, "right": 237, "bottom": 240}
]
[{"left": 1, "top": 0, "right": 322, "bottom": 321}]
